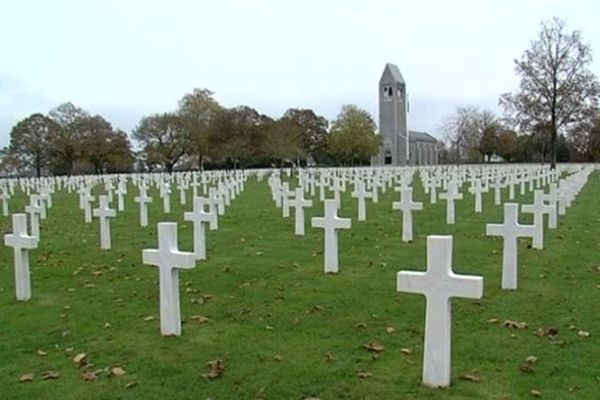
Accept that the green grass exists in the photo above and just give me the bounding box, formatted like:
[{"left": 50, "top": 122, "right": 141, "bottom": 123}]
[{"left": 1, "top": 172, "right": 599, "bottom": 399}]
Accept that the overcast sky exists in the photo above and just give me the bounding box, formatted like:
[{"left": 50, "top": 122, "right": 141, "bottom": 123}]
[{"left": 1, "top": 0, "right": 599, "bottom": 147}]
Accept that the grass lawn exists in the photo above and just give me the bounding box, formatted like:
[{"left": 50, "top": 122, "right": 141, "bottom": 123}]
[{"left": 1, "top": 171, "right": 599, "bottom": 399}]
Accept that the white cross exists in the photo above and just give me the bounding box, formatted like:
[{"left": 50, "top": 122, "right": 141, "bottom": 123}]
[
  {"left": 542, "top": 183, "right": 558, "bottom": 229},
  {"left": 486, "top": 203, "right": 535, "bottom": 289},
  {"left": 92, "top": 195, "right": 116, "bottom": 250},
  {"left": 160, "top": 182, "right": 171, "bottom": 214},
  {"left": 142, "top": 222, "right": 197, "bottom": 336},
  {"left": 291, "top": 187, "right": 313, "bottom": 236},
  {"left": 492, "top": 177, "right": 503, "bottom": 206},
  {"left": 24, "top": 195, "right": 42, "bottom": 239},
  {"left": 439, "top": 181, "right": 463, "bottom": 225},
  {"left": 392, "top": 187, "right": 423, "bottom": 242},
  {"left": 82, "top": 191, "right": 95, "bottom": 223},
  {"left": 281, "top": 182, "right": 294, "bottom": 218},
  {"left": 468, "top": 178, "right": 485, "bottom": 213},
  {"left": 521, "top": 189, "right": 554, "bottom": 249},
  {"left": 397, "top": 235, "right": 483, "bottom": 388},
  {"left": 207, "top": 188, "right": 219, "bottom": 230},
  {"left": 183, "top": 197, "right": 215, "bottom": 260},
  {"left": 311, "top": 199, "right": 351, "bottom": 273},
  {"left": 134, "top": 186, "right": 153, "bottom": 227},
  {"left": 0, "top": 189, "right": 10, "bottom": 216},
  {"left": 351, "top": 181, "right": 372, "bottom": 221},
  {"left": 178, "top": 181, "right": 187, "bottom": 205},
  {"left": 4, "top": 214, "right": 38, "bottom": 301},
  {"left": 116, "top": 183, "right": 127, "bottom": 212}
]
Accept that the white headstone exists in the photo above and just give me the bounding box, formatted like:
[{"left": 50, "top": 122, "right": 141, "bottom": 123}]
[
  {"left": 439, "top": 182, "right": 463, "bottom": 225},
  {"left": 4, "top": 214, "right": 38, "bottom": 301},
  {"left": 392, "top": 187, "right": 423, "bottom": 242},
  {"left": 92, "top": 195, "right": 116, "bottom": 250},
  {"left": 134, "top": 186, "right": 153, "bottom": 227},
  {"left": 351, "top": 181, "right": 372, "bottom": 221},
  {"left": 291, "top": 187, "right": 313, "bottom": 236},
  {"left": 142, "top": 222, "right": 197, "bottom": 336},
  {"left": 486, "top": 203, "right": 535, "bottom": 289},
  {"left": 397, "top": 235, "right": 483, "bottom": 388},
  {"left": 521, "top": 189, "right": 554, "bottom": 250},
  {"left": 311, "top": 199, "right": 351, "bottom": 273},
  {"left": 183, "top": 197, "right": 215, "bottom": 260}
]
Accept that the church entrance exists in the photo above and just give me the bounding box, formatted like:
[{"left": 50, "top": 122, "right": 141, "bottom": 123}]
[{"left": 384, "top": 149, "right": 392, "bottom": 165}]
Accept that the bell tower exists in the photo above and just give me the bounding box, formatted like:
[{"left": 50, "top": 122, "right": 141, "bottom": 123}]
[{"left": 372, "top": 63, "right": 409, "bottom": 166}]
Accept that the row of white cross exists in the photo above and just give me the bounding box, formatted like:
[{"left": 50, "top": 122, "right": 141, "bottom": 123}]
[{"left": 1, "top": 164, "right": 593, "bottom": 389}]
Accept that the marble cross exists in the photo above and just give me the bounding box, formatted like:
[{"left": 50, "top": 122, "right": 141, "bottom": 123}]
[
  {"left": 468, "top": 178, "right": 485, "bottom": 213},
  {"left": 521, "top": 189, "right": 554, "bottom": 249},
  {"left": 24, "top": 195, "right": 42, "bottom": 239},
  {"left": 311, "top": 199, "right": 351, "bottom": 273},
  {"left": 142, "top": 222, "right": 197, "bottom": 336},
  {"left": 0, "top": 189, "right": 10, "bottom": 216},
  {"left": 397, "top": 235, "right": 483, "bottom": 388},
  {"left": 486, "top": 203, "right": 535, "bottom": 289},
  {"left": 291, "top": 187, "right": 313, "bottom": 236},
  {"left": 134, "top": 186, "right": 153, "bottom": 227},
  {"left": 281, "top": 182, "right": 293, "bottom": 218},
  {"left": 439, "top": 181, "right": 463, "bottom": 225},
  {"left": 392, "top": 187, "right": 423, "bottom": 242},
  {"left": 83, "top": 192, "right": 95, "bottom": 223},
  {"left": 183, "top": 197, "right": 215, "bottom": 260},
  {"left": 351, "top": 181, "right": 372, "bottom": 221},
  {"left": 4, "top": 214, "right": 38, "bottom": 301},
  {"left": 93, "top": 195, "right": 117, "bottom": 250}
]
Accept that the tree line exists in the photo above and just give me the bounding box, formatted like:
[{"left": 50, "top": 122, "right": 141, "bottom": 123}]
[
  {"left": 441, "top": 17, "right": 600, "bottom": 167},
  {"left": 1, "top": 88, "right": 380, "bottom": 176}
]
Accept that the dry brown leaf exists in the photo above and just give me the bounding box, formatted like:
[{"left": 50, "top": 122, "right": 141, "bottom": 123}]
[
  {"left": 125, "top": 380, "right": 137, "bottom": 389},
  {"left": 72, "top": 353, "right": 87, "bottom": 367},
  {"left": 502, "top": 320, "right": 528, "bottom": 330},
  {"left": 144, "top": 315, "right": 155, "bottom": 321},
  {"left": 189, "top": 315, "right": 209, "bottom": 324},
  {"left": 487, "top": 318, "right": 499, "bottom": 324},
  {"left": 110, "top": 366, "right": 126, "bottom": 376},
  {"left": 273, "top": 354, "right": 283, "bottom": 362},
  {"left": 81, "top": 371, "right": 97, "bottom": 381},
  {"left": 459, "top": 371, "right": 481, "bottom": 382},
  {"left": 578, "top": 330, "right": 590, "bottom": 338},
  {"left": 42, "top": 370, "right": 60, "bottom": 380},
  {"left": 37, "top": 349, "right": 48, "bottom": 356},
  {"left": 525, "top": 356, "right": 538, "bottom": 364},
  {"left": 385, "top": 326, "right": 395, "bottom": 334},
  {"left": 354, "top": 322, "right": 368, "bottom": 329},
  {"left": 325, "top": 351, "right": 334, "bottom": 362},
  {"left": 400, "top": 348, "right": 413, "bottom": 355},
  {"left": 363, "top": 342, "right": 384, "bottom": 352},
  {"left": 357, "top": 371, "right": 372, "bottom": 379},
  {"left": 530, "top": 389, "right": 541, "bottom": 397},
  {"left": 19, "top": 373, "right": 34, "bottom": 382},
  {"left": 201, "top": 359, "right": 225, "bottom": 379},
  {"left": 520, "top": 363, "right": 535, "bottom": 374}
]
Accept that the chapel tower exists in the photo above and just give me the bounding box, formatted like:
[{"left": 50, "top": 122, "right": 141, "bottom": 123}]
[{"left": 371, "top": 63, "right": 409, "bottom": 166}]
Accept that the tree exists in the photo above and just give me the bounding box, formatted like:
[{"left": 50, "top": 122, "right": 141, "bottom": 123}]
[
  {"left": 79, "top": 115, "right": 134, "bottom": 173},
  {"left": 8, "top": 113, "right": 58, "bottom": 177},
  {"left": 281, "top": 108, "right": 329, "bottom": 164},
  {"left": 497, "top": 130, "right": 518, "bottom": 161},
  {"left": 500, "top": 17, "right": 600, "bottom": 169},
  {"left": 441, "top": 106, "right": 499, "bottom": 163},
  {"left": 48, "top": 102, "right": 90, "bottom": 175},
  {"left": 133, "top": 113, "right": 187, "bottom": 173},
  {"left": 178, "top": 88, "right": 222, "bottom": 169},
  {"left": 327, "top": 105, "right": 380, "bottom": 166},
  {"left": 263, "top": 119, "right": 304, "bottom": 167}
]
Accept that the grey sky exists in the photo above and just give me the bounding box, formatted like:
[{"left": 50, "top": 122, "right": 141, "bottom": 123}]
[{"left": 1, "top": 0, "right": 599, "bottom": 147}]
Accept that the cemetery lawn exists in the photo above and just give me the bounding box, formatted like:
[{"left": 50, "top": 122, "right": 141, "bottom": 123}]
[{"left": 1, "top": 172, "right": 600, "bottom": 400}]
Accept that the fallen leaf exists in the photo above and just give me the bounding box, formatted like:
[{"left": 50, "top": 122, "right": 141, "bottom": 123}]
[
  {"left": 325, "top": 351, "right": 334, "bottom": 362},
  {"left": 400, "top": 348, "right": 413, "bottom": 355},
  {"left": 520, "top": 363, "right": 535, "bottom": 374},
  {"left": 201, "top": 359, "right": 225, "bottom": 379},
  {"left": 189, "top": 315, "right": 209, "bottom": 324},
  {"left": 354, "top": 322, "right": 368, "bottom": 329},
  {"left": 81, "top": 371, "right": 97, "bottom": 381},
  {"left": 503, "top": 320, "right": 528, "bottom": 330},
  {"left": 459, "top": 371, "right": 481, "bottom": 382},
  {"left": 42, "top": 370, "right": 60, "bottom": 380},
  {"left": 385, "top": 326, "right": 395, "bottom": 334},
  {"left": 110, "top": 366, "right": 126, "bottom": 376},
  {"left": 19, "top": 373, "right": 34, "bottom": 382},
  {"left": 37, "top": 349, "right": 48, "bottom": 356},
  {"left": 357, "top": 371, "right": 372, "bottom": 379},
  {"left": 525, "top": 355, "right": 538, "bottom": 364},
  {"left": 530, "top": 389, "right": 541, "bottom": 397},
  {"left": 273, "top": 354, "right": 283, "bottom": 362},
  {"left": 363, "top": 342, "right": 384, "bottom": 353},
  {"left": 104, "top": 322, "right": 112, "bottom": 329},
  {"left": 125, "top": 380, "right": 137, "bottom": 389},
  {"left": 487, "top": 318, "right": 499, "bottom": 324},
  {"left": 578, "top": 330, "right": 590, "bottom": 338},
  {"left": 144, "top": 315, "right": 155, "bottom": 321},
  {"left": 72, "top": 353, "right": 87, "bottom": 367}
]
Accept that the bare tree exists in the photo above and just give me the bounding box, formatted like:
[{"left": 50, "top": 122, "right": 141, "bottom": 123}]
[{"left": 500, "top": 17, "right": 600, "bottom": 168}]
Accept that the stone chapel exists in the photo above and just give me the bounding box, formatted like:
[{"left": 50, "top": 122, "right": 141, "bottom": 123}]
[{"left": 371, "top": 63, "right": 438, "bottom": 166}]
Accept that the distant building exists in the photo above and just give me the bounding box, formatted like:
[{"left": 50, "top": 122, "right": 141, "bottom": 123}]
[{"left": 371, "top": 63, "right": 438, "bottom": 166}]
